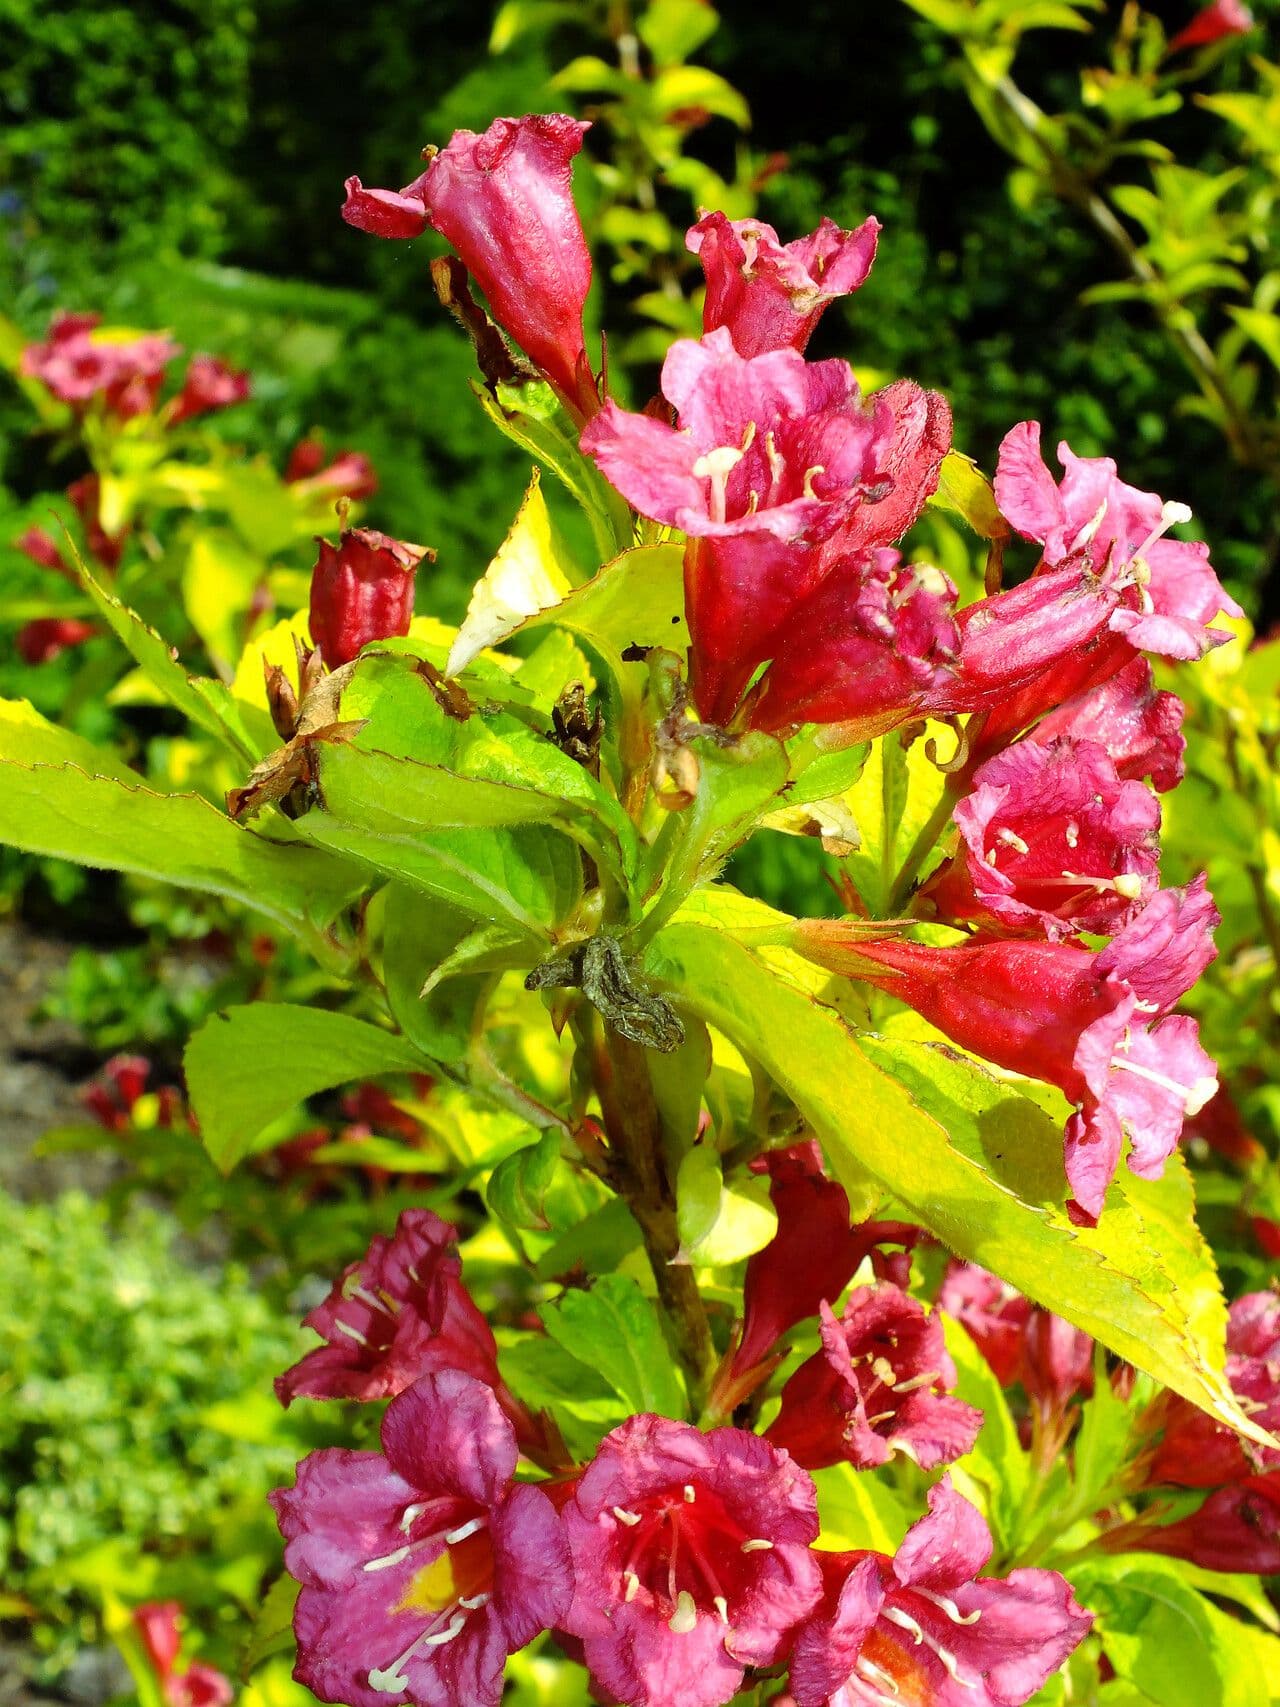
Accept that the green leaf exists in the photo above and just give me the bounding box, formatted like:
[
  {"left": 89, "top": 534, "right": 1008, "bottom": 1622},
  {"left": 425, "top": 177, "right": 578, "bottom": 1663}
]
[
  {"left": 842, "top": 728, "right": 948, "bottom": 914},
  {"left": 533, "top": 1196, "right": 645, "bottom": 1281},
  {"left": 0, "top": 755, "right": 363, "bottom": 958},
  {"left": 930, "top": 450, "right": 1012, "bottom": 540},
  {"left": 488, "top": 1132, "right": 563, "bottom": 1231},
  {"left": 74, "top": 548, "right": 260, "bottom": 762},
  {"left": 497, "top": 1334, "right": 630, "bottom": 1460},
  {"left": 539, "top": 1273, "right": 687, "bottom": 1418},
  {"left": 0, "top": 697, "right": 136, "bottom": 780},
  {"left": 185, "top": 1004, "right": 424, "bottom": 1171},
  {"left": 813, "top": 1461, "right": 913, "bottom": 1552},
  {"left": 940, "top": 1314, "right": 1029, "bottom": 1546},
  {"left": 242, "top": 1574, "right": 300, "bottom": 1676},
  {"left": 637, "top": 0, "right": 720, "bottom": 64},
  {"left": 643, "top": 914, "right": 1269, "bottom": 1445},
  {"left": 382, "top": 882, "right": 521, "bottom": 1063},
  {"left": 675, "top": 1142, "right": 776, "bottom": 1265}
]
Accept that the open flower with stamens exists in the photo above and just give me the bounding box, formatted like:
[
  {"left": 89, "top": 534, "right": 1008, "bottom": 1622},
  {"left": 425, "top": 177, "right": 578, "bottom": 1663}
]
[
  {"left": 687, "top": 212, "right": 880, "bottom": 357},
  {"left": 272, "top": 1370, "right": 572, "bottom": 1707},
  {"left": 764, "top": 1285, "right": 982, "bottom": 1472},
  {"left": 924, "top": 736, "right": 1160, "bottom": 941},
  {"left": 789, "top": 1479, "right": 1092, "bottom": 1707},
  {"left": 275, "top": 1208, "right": 503, "bottom": 1406},
  {"left": 995, "top": 422, "right": 1241, "bottom": 661},
  {"left": 1142, "top": 1291, "right": 1280, "bottom": 1488},
  {"left": 561, "top": 1415, "right": 822, "bottom": 1707},
  {"left": 796, "top": 879, "right": 1220, "bottom": 1223},
  {"left": 1032, "top": 658, "right": 1186, "bottom": 793}
]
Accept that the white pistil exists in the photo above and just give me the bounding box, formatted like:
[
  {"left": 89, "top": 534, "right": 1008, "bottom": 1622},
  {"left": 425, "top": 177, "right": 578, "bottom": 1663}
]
[
  {"left": 1113, "top": 873, "right": 1144, "bottom": 900},
  {"left": 857, "top": 1656, "right": 901, "bottom": 1696},
  {"left": 692, "top": 445, "right": 746, "bottom": 525},
  {"left": 1130, "top": 500, "right": 1192, "bottom": 571},
  {"left": 668, "top": 1590, "right": 698, "bottom": 1634},
  {"left": 334, "top": 1319, "right": 370, "bottom": 1346},
  {"left": 612, "top": 1506, "right": 642, "bottom": 1527},
  {"left": 741, "top": 1538, "right": 773, "bottom": 1553},
  {"left": 915, "top": 1588, "right": 982, "bottom": 1626},
  {"left": 623, "top": 1570, "right": 640, "bottom": 1603},
  {"left": 683, "top": 1484, "right": 697, "bottom": 1503},
  {"left": 362, "top": 1544, "right": 412, "bottom": 1573},
  {"left": 445, "top": 1516, "right": 486, "bottom": 1545},
  {"left": 1110, "top": 1055, "right": 1218, "bottom": 1114}
]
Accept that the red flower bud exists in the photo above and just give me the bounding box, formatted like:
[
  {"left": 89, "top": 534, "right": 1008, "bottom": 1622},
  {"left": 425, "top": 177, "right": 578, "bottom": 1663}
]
[
  {"left": 308, "top": 528, "right": 432, "bottom": 668},
  {"left": 169, "top": 355, "right": 251, "bottom": 424},
  {"left": 17, "top": 617, "right": 96, "bottom": 664},
  {"left": 1168, "top": 0, "right": 1254, "bottom": 54}
]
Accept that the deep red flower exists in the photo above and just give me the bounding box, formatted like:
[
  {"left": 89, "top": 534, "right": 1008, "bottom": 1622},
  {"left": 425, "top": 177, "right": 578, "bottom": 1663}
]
[
  {"left": 22, "top": 312, "right": 180, "bottom": 418},
  {"left": 732, "top": 1143, "right": 918, "bottom": 1382},
  {"left": 796, "top": 880, "right": 1220, "bottom": 1222},
  {"left": 1144, "top": 1292, "right": 1280, "bottom": 1488},
  {"left": 687, "top": 212, "right": 880, "bottom": 357},
  {"left": 275, "top": 1207, "right": 504, "bottom": 1407},
  {"left": 1032, "top": 657, "right": 1186, "bottom": 793},
  {"left": 750, "top": 549, "right": 960, "bottom": 737},
  {"left": 1168, "top": 0, "right": 1254, "bottom": 54},
  {"left": 924, "top": 736, "right": 1160, "bottom": 940},
  {"left": 764, "top": 1285, "right": 982, "bottom": 1471},
  {"left": 789, "top": 1480, "right": 1092, "bottom": 1707},
  {"left": 345, "top": 115, "right": 596, "bottom": 413},
  {"left": 273, "top": 1371, "right": 573, "bottom": 1707},
  {"left": 15, "top": 526, "right": 70, "bottom": 577},
  {"left": 66, "top": 473, "right": 127, "bottom": 571},
  {"left": 308, "top": 527, "right": 431, "bottom": 668},
  {"left": 561, "top": 1414, "right": 822, "bottom": 1707},
  {"left": 937, "top": 1262, "right": 1033, "bottom": 1389},
  {"left": 17, "top": 617, "right": 96, "bottom": 664},
  {"left": 1119, "top": 1472, "right": 1280, "bottom": 1574},
  {"left": 82, "top": 1054, "right": 153, "bottom": 1132},
  {"left": 134, "top": 1603, "right": 233, "bottom": 1707},
  {"left": 169, "top": 356, "right": 251, "bottom": 425},
  {"left": 995, "top": 422, "right": 1240, "bottom": 661}
]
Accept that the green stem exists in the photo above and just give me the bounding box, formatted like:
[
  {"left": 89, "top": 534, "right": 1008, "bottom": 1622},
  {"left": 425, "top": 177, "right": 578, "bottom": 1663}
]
[{"left": 887, "top": 783, "right": 958, "bottom": 915}]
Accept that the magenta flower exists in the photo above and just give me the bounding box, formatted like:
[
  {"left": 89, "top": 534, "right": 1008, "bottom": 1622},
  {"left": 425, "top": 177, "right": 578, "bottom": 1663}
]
[
  {"left": 924, "top": 736, "right": 1161, "bottom": 940},
  {"left": 1168, "top": 0, "right": 1254, "bottom": 54},
  {"left": 797, "top": 879, "right": 1221, "bottom": 1222},
  {"left": 21, "top": 311, "right": 180, "bottom": 418},
  {"left": 582, "top": 328, "right": 898, "bottom": 722},
  {"left": 1033, "top": 657, "right": 1186, "bottom": 793},
  {"left": 561, "top": 1414, "right": 822, "bottom": 1707},
  {"left": 276, "top": 1208, "right": 503, "bottom": 1407},
  {"left": 789, "top": 1479, "right": 1092, "bottom": 1707},
  {"left": 273, "top": 1371, "right": 573, "bottom": 1707},
  {"left": 134, "top": 1602, "right": 233, "bottom": 1707},
  {"left": 995, "top": 422, "right": 1241, "bottom": 660},
  {"left": 751, "top": 549, "right": 960, "bottom": 737},
  {"left": 309, "top": 528, "right": 431, "bottom": 669},
  {"left": 286, "top": 437, "right": 379, "bottom": 503},
  {"left": 730, "top": 1143, "right": 919, "bottom": 1386},
  {"left": 169, "top": 356, "right": 251, "bottom": 424},
  {"left": 345, "top": 116, "right": 596, "bottom": 413},
  {"left": 687, "top": 212, "right": 880, "bottom": 357},
  {"left": 937, "top": 1262, "right": 1033, "bottom": 1389},
  {"left": 764, "top": 1285, "right": 982, "bottom": 1472},
  {"left": 1145, "top": 1291, "right": 1280, "bottom": 1488}
]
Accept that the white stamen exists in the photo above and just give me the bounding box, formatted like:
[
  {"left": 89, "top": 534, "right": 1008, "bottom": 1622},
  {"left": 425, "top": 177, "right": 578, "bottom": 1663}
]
[
  {"left": 713, "top": 1595, "right": 729, "bottom": 1624},
  {"left": 802, "top": 464, "right": 826, "bottom": 499},
  {"left": 884, "top": 1607, "right": 925, "bottom": 1645},
  {"left": 400, "top": 1503, "right": 427, "bottom": 1534},
  {"left": 348, "top": 1283, "right": 396, "bottom": 1317},
  {"left": 1076, "top": 499, "right": 1109, "bottom": 550},
  {"left": 683, "top": 1484, "right": 697, "bottom": 1503},
  {"left": 334, "top": 1320, "right": 369, "bottom": 1346},
  {"left": 459, "top": 1592, "right": 490, "bottom": 1610},
  {"left": 406, "top": 1266, "right": 421, "bottom": 1283},
  {"left": 741, "top": 1538, "right": 773, "bottom": 1553},
  {"left": 367, "top": 1612, "right": 467, "bottom": 1694},
  {"left": 1113, "top": 873, "right": 1144, "bottom": 900},
  {"left": 885, "top": 1609, "right": 977, "bottom": 1688},
  {"left": 889, "top": 1369, "right": 941, "bottom": 1395},
  {"left": 997, "top": 828, "right": 1030, "bottom": 855},
  {"left": 623, "top": 1570, "right": 640, "bottom": 1603},
  {"left": 871, "top": 1356, "right": 898, "bottom": 1387},
  {"left": 916, "top": 1587, "right": 983, "bottom": 1625},
  {"left": 612, "top": 1507, "right": 642, "bottom": 1527},
  {"left": 857, "top": 1656, "right": 901, "bottom": 1695},
  {"left": 668, "top": 1590, "right": 698, "bottom": 1634},
  {"left": 1065, "top": 820, "right": 1079, "bottom": 849},
  {"left": 444, "top": 1517, "right": 485, "bottom": 1545},
  {"left": 363, "top": 1545, "right": 412, "bottom": 1573}
]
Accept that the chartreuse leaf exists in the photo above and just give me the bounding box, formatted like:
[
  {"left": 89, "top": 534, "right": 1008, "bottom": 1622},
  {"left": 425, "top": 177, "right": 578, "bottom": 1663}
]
[
  {"left": 72, "top": 546, "right": 261, "bottom": 762},
  {"left": 447, "top": 469, "right": 572, "bottom": 675},
  {"left": 675, "top": 1142, "right": 776, "bottom": 1265},
  {"left": 185, "top": 1004, "right": 424, "bottom": 1171},
  {"left": 643, "top": 905, "right": 1270, "bottom": 1445},
  {"left": 1072, "top": 1555, "right": 1280, "bottom": 1707},
  {"left": 0, "top": 727, "right": 363, "bottom": 958},
  {"left": 539, "top": 1273, "right": 687, "bottom": 1419},
  {"left": 929, "top": 449, "right": 1012, "bottom": 539},
  {"left": 0, "top": 697, "right": 136, "bottom": 780},
  {"left": 842, "top": 727, "right": 949, "bottom": 914},
  {"left": 812, "top": 1462, "right": 913, "bottom": 1553},
  {"left": 940, "top": 1315, "right": 1029, "bottom": 1548}
]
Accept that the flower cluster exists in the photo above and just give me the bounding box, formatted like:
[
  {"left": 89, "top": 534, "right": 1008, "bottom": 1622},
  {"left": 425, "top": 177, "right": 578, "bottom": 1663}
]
[{"left": 21, "top": 311, "right": 248, "bottom": 425}]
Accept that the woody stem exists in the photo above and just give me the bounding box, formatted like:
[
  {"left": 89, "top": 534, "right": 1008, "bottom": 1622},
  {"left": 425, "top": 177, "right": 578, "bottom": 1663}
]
[{"left": 592, "top": 1020, "right": 718, "bottom": 1411}]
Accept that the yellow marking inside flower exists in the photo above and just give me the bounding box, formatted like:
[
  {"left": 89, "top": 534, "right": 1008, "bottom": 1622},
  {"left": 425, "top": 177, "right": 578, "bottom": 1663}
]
[
  {"left": 860, "top": 1628, "right": 932, "bottom": 1706},
  {"left": 395, "top": 1551, "right": 461, "bottom": 1615}
]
